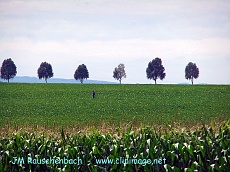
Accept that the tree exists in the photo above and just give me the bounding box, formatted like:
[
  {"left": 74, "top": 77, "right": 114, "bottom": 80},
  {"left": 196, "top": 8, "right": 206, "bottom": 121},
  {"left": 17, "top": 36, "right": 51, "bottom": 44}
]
[
  {"left": 0, "top": 58, "right": 17, "bottom": 83},
  {"left": 74, "top": 64, "right": 89, "bottom": 83},
  {"left": 37, "top": 62, "right": 53, "bottom": 83},
  {"left": 185, "top": 62, "right": 199, "bottom": 85},
  {"left": 146, "top": 57, "right": 166, "bottom": 84},
  {"left": 113, "top": 63, "right": 126, "bottom": 84}
]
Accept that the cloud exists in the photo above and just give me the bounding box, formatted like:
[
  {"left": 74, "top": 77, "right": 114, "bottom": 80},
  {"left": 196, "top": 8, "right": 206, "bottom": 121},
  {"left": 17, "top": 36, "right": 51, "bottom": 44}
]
[
  {"left": 0, "top": 0, "right": 230, "bottom": 83},
  {"left": 1, "top": 0, "right": 230, "bottom": 42},
  {"left": 1, "top": 0, "right": 230, "bottom": 19},
  {"left": 1, "top": 37, "right": 230, "bottom": 60}
]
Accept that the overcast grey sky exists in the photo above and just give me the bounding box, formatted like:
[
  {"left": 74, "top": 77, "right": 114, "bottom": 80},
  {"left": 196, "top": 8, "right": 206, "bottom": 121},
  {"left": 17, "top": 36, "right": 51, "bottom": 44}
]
[{"left": 0, "top": 0, "right": 230, "bottom": 84}]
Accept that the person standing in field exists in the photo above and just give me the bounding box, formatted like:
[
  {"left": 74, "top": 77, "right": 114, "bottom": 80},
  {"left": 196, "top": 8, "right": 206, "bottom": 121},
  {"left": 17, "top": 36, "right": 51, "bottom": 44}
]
[{"left": 92, "top": 91, "right": 96, "bottom": 98}]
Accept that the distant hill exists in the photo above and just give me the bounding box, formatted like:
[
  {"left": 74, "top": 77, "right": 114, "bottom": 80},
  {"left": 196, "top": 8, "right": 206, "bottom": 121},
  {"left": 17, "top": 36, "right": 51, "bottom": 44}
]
[
  {"left": 177, "top": 82, "right": 189, "bottom": 85},
  {"left": 177, "top": 82, "right": 208, "bottom": 85},
  {"left": 0, "top": 76, "right": 116, "bottom": 84}
]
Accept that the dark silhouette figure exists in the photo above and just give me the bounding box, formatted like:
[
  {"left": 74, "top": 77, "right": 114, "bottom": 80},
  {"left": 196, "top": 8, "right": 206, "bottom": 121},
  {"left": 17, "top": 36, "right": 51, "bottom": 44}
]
[{"left": 92, "top": 91, "right": 96, "bottom": 98}]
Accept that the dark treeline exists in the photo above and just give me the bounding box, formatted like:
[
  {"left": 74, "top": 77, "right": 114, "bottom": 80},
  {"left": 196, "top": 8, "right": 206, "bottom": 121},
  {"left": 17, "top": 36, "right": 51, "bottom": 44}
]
[{"left": 0, "top": 58, "right": 199, "bottom": 84}]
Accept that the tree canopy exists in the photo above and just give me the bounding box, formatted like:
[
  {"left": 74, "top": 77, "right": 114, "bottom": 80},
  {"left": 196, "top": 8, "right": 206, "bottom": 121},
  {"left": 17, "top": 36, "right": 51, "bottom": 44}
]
[
  {"left": 146, "top": 57, "right": 166, "bottom": 84},
  {"left": 74, "top": 64, "right": 89, "bottom": 83},
  {"left": 185, "top": 62, "right": 199, "bottom": 85},
  {"left": 37, "top": 62, "right": 53, "bottom": 83},
  {"left": 0, "top": 58, "right": 17, "bottom": 83},
  {"left": 113, "top": 63, "right": 126, "bottom": 84}
]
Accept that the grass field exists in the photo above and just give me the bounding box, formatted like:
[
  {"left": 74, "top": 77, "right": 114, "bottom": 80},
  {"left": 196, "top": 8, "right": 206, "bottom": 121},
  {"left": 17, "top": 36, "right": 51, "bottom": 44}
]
[{"left": 0, "top": 83, "right": 229, "bottom": 133}]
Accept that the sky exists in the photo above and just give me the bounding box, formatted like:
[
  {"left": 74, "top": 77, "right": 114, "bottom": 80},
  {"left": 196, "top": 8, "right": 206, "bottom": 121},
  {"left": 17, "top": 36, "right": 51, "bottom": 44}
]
[{"left": 0, "top": 0, "right": 230, "bottom": 84}]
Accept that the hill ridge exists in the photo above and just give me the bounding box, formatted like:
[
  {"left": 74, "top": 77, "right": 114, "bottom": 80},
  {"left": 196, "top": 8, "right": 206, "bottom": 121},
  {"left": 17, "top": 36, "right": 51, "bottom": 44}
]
[{"left": 0, "top": 76, "right": 116, "bottom": 84}]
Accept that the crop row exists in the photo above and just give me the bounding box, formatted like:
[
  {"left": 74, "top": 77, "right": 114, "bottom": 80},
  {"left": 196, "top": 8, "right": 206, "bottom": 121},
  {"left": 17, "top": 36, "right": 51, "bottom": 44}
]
[{"left": 0, "top": 122, "right": 229, "bottom": 171}]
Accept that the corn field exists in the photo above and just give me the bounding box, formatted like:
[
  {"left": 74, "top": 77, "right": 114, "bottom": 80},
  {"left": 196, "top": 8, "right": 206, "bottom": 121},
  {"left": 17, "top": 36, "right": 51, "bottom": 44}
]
[{"left": 1, "top": 122, "right": 229, "bottom": 172}]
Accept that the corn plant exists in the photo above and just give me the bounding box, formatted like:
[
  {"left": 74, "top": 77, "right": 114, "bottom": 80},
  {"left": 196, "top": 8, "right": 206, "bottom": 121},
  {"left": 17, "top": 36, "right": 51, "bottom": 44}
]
[{"left": 0, "top": 122, "right": 229, "bottom": 172}]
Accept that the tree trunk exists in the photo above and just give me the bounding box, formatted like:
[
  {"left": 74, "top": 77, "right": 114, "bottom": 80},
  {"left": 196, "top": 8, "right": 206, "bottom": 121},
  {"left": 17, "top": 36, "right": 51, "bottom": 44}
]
[
  {"left": 119, "top": 79, "right": 121, "bottom": 84},
  {"left": 154, "top": 79, "right": 156, "bottom": 84},
  {"left": 8, "top": 78, "right": 9, "bottom": 83},
  {"left": 191, "top": 77, "right": 193, "bottom": 85},
  {"left": 45, "top": 78, "right": 47, "bottom": 83}
]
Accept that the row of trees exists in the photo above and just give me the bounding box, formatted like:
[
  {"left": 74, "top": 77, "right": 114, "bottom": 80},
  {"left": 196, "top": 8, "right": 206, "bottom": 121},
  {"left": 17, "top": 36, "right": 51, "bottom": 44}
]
[
  {"left": 37, "top": 62, "right": 89, "bottom": 84},
  {"left": 0, "top": 58, "right": 199, "bottom": 84}
]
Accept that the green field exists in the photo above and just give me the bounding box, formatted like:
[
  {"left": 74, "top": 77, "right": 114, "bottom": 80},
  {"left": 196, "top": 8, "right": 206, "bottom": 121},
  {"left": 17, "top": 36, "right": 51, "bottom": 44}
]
[
  {"left": 1, "top": 83, "right": 230, "bottom": 171},
  {"left": 0, "top": 83, "right": 229, "bottom": 133}
]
